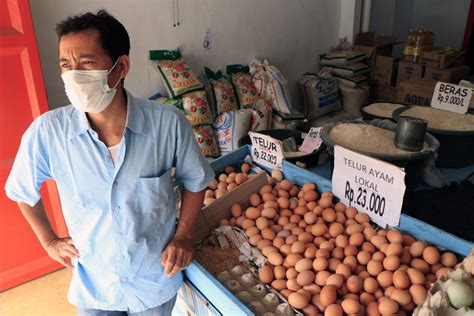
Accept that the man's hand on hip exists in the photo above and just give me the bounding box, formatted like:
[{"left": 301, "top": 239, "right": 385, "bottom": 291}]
[
  {"left": 161, "top": 237, "right": 193, "bottom": 278},
  {"left": 44, "top": 237, "right": 79, "bottom": 269}
]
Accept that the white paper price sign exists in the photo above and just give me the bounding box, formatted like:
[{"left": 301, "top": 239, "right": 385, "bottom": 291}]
[
  {"left": 332, "top": 146, "right": 406, "bottom": 228},
  {"left": 431, "top": 82, "right": 472, "bottom": 114},
  {"left": 249, "top": 131, "right": 284, "bottom": 170},
  {"left": 299, "top": 127, "right": 323, "bottom": 153}
]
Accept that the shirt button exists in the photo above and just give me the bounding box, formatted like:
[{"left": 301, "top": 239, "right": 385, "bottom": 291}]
[
  {"left": 113, "top": 181, "right": 118, "bottom": 187},
  {"left": 115, "top": 206, "right": 121, "bottom": 211},
  {"left": 105, "top": 156, "right": 111, "bottom": 162}
]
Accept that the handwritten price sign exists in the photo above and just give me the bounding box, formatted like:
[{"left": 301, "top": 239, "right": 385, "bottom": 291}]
[
  {"left": 431, "top": 82, "right": 472, "bottom": 114},
  {"left": 332, "top": 146, "right": 406, "bottom": 228},
  {"left": 249, "top": 132, "right": 284, "bottom": 170}
]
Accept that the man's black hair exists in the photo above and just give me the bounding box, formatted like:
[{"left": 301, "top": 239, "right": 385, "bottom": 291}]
[{"left": 56, "top": 10, "right": 130, "bottom": 63}]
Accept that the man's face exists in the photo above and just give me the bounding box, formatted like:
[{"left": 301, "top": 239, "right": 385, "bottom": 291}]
[{"left": 58, "top": 29, "right": 121, "bottom": 87}]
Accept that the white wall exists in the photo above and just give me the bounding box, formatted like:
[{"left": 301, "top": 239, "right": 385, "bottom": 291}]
[{"left": 30, "top": 0, "right": 343, "bottom": 111}]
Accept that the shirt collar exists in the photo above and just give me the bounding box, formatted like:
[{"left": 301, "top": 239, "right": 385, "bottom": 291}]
[{"left": 67, "top": 89, "right": 146, "bottom": 140}]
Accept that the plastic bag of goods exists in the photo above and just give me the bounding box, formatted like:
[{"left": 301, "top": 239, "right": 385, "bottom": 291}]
[
  {"left": 192, "top": 125, "right": 219, "bottom": 158},
  {"left": 204, "top": 67, "right": 238, "bottom": 115},
  {"left": 212, "top": 109, "right": 252, "bottom": 154},
  {"left": 226, "top": 64, "right": 259, "bottom": 108},
  {"left": 298, "top": 70, "right": 341, "bottom": 120},
  {"left": 154, "top": 97, "right": 183, "bottom": 108},
  {"left": 325, "top": 62, "right": 370, "bottom": 77},
  {"left": 319, "top": 50, "right": 365, "bottom": 66},
  {"left": 249, "top": 58, "right": 293, "bottom": 114},
  {"left": 150, "top": 49, "right": 203, "bottom": 98},
  {"left": 181, "top": 90, "right": 213, "bottom": 126},
  {"left": 339, "top": 83, "right": 369, "bottom": 116},
  {"left": 249, "top": 98, "right": 272, "bottom": 131}
]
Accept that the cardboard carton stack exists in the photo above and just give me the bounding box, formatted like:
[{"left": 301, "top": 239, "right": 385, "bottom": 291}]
[{"left": 352, "top": 32, "right": 470, "bottom": 107}]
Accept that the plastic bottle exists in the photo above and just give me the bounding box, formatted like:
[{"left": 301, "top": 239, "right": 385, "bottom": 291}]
[{"left": 403, "top": 29, "right": 416, "bottom": 62}]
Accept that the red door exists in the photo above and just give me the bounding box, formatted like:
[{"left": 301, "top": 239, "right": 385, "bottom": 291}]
[{"left": 0, "top": 0, "right": 67, "bottom": 291}]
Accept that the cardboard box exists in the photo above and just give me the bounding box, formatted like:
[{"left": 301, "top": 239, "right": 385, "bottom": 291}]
[
  {"left": 192, "top": 172, "right": 268, "bottom": 243},
  {"left": 423, "top": 65, "right": 470, "bottom": 83},
  {"left": 373, "top": 56, "right": 398, "bottom": 87},
  {"left": 396, "top": 61, "right": 424, "bottom": 86},
  {"left": 396, "top": 79, "right": 436, "bottom": 106},
  {"left": 421, "top": 49, "right": 466, "bottom": 69},
  {"left": 353, "top": 32, "right": 401, "bottom": 80},
  {"left": 372, "top": 86, "right": 396, "bottom": 102}
]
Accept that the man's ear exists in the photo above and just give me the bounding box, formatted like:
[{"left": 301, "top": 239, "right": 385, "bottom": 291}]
[{"left": 118, "top": 55, "right": 130, "bottom": 79}]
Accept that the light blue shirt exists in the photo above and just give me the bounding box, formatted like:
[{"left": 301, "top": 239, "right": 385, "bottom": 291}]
[{"left": 5, "top": 90, "right": 215, "bottom": 312}]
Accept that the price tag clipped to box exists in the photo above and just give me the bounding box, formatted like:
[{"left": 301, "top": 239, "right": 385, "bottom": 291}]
[
  {"left": 431, "top": 82, "right": 472, "bottom": 114},
  {"left": 299, "top": 127, "right": 323, "bottom": 153},
  {"left": 249, "top": 131, "right": 284, "bottom": 170},
  {"left": 332, "top": 146, "right": 406, "bottom": 228}
]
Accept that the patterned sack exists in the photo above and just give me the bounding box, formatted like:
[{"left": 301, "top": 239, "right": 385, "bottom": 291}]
[
  {"left": 249, "top": 58, "right": 293, "bottom": 114},
  {"left": 181, "top": 90, "right": 213, "bottom": 126},
  {"left": 212, "top": 110, "right": 252, "bottom": 155},
  {"left": 150, "top": 49, "right": 203, "bottom": 98},
  {"left": 319, "top": 50, "right": 365, "bottom": 66},
  {"left": 204, "top": 67, "right": 238, "bottom": 115},
  {"left": 249, "top": 98, "right": 272, "bottom": 131},
  {"left": 192, "top": 125, "right": 219, "bottom": 158},
  {"left": 226, "top": 64, "right": 259, "bottom": 108}
]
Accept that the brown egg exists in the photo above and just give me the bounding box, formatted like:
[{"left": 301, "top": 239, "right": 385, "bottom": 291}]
[
  {"left": 401, "top": 234, "right": 416, "bottom": 247},
  {"left": 297, "top": 270, "right": 315, "bottom": 286},
  {"left": 393, "top": 270, "right": 410, "bottom": 290},
  {"left": 344, "top": 207, "right": 357, "bottom": 219},
  {"left": 406, "top": 268, "right": 425, "bottom": 285},
  {"left": 240, "top": 163, "right": 250, "bottom": 174},
  {"left": 295, "top": 258, "right": 313, "bottom": 272},
  {"left": 245, "top": 207, "right": 260, "bottom": 220},
  {"left": 377, "top": 270, "right": 393, "bottom": 289},
  {"left": 312, "top": 257, "right": 329, "bottom": 272},
  {"left": 410, "top": 258, "right": 430, "bottom": 274},
  {"left": 262, "top": 246, "right": 278, "bottom": 257},
  {"left": 371, "top": 235, "right": 388, "bottom": 250},
  {"left": 409, "top": 284, "right": 427, "bottom": 305},
  {"left": 355, "top": 212, "right": 370, "bottom": 224},
  {"left": 304, "top": 246, "right": 317, "bottom": 260},
  {"left": 279, "top": 179, "right": 292, "bottom": 191},
  {"left": 435, "top": 267, "right": 451, "bottom": 278},
  {"left": 286, "top": 253, "right": 303, "bottom": 267},
  {"left": 262, "top": 192, "right": 276, "bottom": 202},
  {"left": 335, "top": 264, "right": 352, "bottom": 280},
  {"left": 278, "top": 189, "right": 290, "bottom": 199},
  {"left": 344, "top": 245, "right": 359, "bottom": 257},
  {"left": 287, "top": 278, "right": 302, "bottom": 291},
  {"left": 322, "top": 208, "right": 337, "bottom": 223},
  {"left": 203, "top": 198, "right": 216, "bottom": 206},
  {"left": 271, "top": 279, "right": 287, "bottom": 291},
  {"left": 304, "top": 190, "right": 318, "bottom": 202},
  {"left": 409, "top": 241, "right": 427, "bottom": 257},
  {"left": 272, "top": 237, "right": 285, "bottom": 249},
  {"left": 303, "top": 284, "right": 321, "bottom": 295},
  {"left": 364, "top": 227, "right": 377, "bottom": 241},
  {"left": 422, "top": 246, "right": 440, "bottom": 265},
  {"left": 357, "top": 251, "right": 372, "bottom": 266},
  {"left": 383, "top": 255, "right": 401, "bottom": 271},
  {"left": 245, "top": 226, "right": 260, "bottom": 237},
  {"left": 235, "top": 173, "right": 246, "bottom": 185},
  {"left": 267, "top": 252, "right": 284, "bottom": 266},
  {"left": 249, "top": 193, "right": 261, "bottom": 207},
  {"left": 343, "top": 256, "right": 358, "bottom": 272},
  {"left": 259, "top": 265, "right": 274, "bottom": 284},
  {"left": 440, "top": 252, "right": 457, "bottom": 268},
  {"left": 328, "top": 222, "right": 344, "bottom": 237},
  {"left": 261, "top": 227, "right": 276, "bottom": 240},
  {"left": 311, "top": 223, "right": 328, "bottom": 237},
  {"left": 331, "top": 247, "right": 344, "bottom": 260},
  {"left": 328, "top": 258, "right": 342, "bottom": 272},
  {"left": 318, "top": 196, "right": 331, "bottom": 208},
  {"left": 235, "top": 216, "right": 246, "bottom": 227},
  {"left": 349, "top": 232, "right": 365, "bottom": 247},
  {"left": 335, "top": 235, "right": 349, "bottom": 248},
  {"left": 378, "top": 298, "right": 399, "bottom": 314},
  {"left": 261, "top": 207, "right": 276, "bottom": 219},
  {"left": 360, "top": 292, "right": 376, "bottom": 306},
  {"left": 298, "top": 232, "right": 314, "bottom": 243},
  {"left": 315, "top": 271, "right": 331, "bottom": 286},
  {"left": 385, "top": 243, "right": 403, "bottom": 256},
  {"left": 230, "top": 203, "right": 242, "bottom": 218},
  {"left": 208, "top": 178, "right": 219, "bottom": 190},
  {"left": 264, "top": 200, "right": 278, "bottom": 209},
  {"left": 259, "top": 184, "right": 272, "bottom": 195},
  {"left": 288, "top": 292, "right": 309, "bottom": 309},
  {"left": 326, "top": 273, "right": 344, "bottom": 289},
  {"left": 303, "top": 212, "right": 317, "bottom": 225},
  {"left": 289, "top": 214, "right": 301, "bottom": 224},
  {"left": 347, "top": 275, "right": 363, "bottom": 293},
  {"left": 324, "top": 303, "right": 343, "bottom": 316},
  {"left": 367, "top": 260, "right": 383, "bottom": 276},
  {"left": 364, "top": 277, "right": 379, "bottom": 294},
  {"left": 390, "top": 288, "right": 411, "bottom": 306},
  {"left": 320, "top": 285, "right": 337, "bottom": 307},
  {"left": 248, "top": 234, "right": 263, "bottom": 246},
  {"left": 341, "top": 298, "right": 361, "bottom": 314},
  {"left": 280, "top": 244, "right": 292, "bottom": 256},
  {"left": 366, "top": 301, "right": 380, "bottom": 316},
  {"left": 255, "top": 217, "right": 269, "bottom": 230},
  {"left": 386, "top": 229, "right": 403, "bottom": 243}
]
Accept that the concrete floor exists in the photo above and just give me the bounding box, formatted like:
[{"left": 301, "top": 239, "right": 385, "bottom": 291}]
[{"left": 0, "top": 268, "right": 76, "bottom": 316}]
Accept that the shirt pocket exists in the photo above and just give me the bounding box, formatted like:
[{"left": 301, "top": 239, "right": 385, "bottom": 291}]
[{"left": 132, "top": 168, "right": 174, "bottom": 216}]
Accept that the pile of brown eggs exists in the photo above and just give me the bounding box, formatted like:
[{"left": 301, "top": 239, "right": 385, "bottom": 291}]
[
  {"left": 204, "top": 163, "right": 252, "bottom": 207},
  {"left": 221, "top": 171, "right": 458, "bottom": 315}
]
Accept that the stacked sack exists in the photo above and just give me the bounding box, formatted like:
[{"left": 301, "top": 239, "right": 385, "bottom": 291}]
[
  {"left": 205, "top": 65, "right": 272, "bottom": 155},
  {"left": 320, "top": 50, "right": 370, "bottom": 116},
  {"left": 150, "top": 49, "right": 219, "bottom": 158}
]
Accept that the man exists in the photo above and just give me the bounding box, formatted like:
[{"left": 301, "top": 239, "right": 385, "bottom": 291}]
[{"left": 5, "top": 10, "right": 214, "bottom": 315}]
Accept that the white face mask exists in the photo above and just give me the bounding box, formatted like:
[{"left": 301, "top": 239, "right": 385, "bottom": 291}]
[{"left": 61, "top": 58, "right": 122, "bottom": 113}]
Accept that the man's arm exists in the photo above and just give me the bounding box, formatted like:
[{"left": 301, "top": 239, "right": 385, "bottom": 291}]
[
  {"left": 17, "top": 201, "right": 79, "bottom": 269},
  {"left": 161, "top": 188, "right": 205, "bottom": 278}
]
